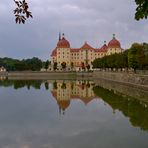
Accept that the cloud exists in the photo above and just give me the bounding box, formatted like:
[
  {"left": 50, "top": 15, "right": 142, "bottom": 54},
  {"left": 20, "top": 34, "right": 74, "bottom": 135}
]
[{"left": 0, "top": 0, "right": 148, "bottom": 60}]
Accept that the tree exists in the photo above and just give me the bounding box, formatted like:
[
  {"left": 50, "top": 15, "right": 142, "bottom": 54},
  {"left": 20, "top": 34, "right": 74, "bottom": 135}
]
[
  {"left": 45, "top": 60, "right": 49, "bottom": 71},
  {"left": 14, "top": 0, "right": 33, "bottom": 24},
  {"left": 71, "top": 62, "right": 74, "bottom": 71},
  {"left": 53, "top": 62, "right": 57, "bottom": 71},
  {"left": 81, "top": 62, "right": 85, "bottom": 71},
  {"left": 86, "top": 64, "right": 90, "bottom": 71},
  {"left": 128, "top": 43, "right": 142, "bottom": 71},
  {"left": 142, "top": 43, "right": 148, "bottom": 69},
  {"left": 0, "top": 57, "right": 43, "bottom": 71},
  {"left": 61, "top": 62, "right": 66, "bottom": 70},
  {"left": 135, "top": 0, "right": 148, "bottom": 20}
]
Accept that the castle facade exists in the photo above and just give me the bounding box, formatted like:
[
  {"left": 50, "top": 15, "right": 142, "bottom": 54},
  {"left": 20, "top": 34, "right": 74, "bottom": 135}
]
[{"left": 50, "top": 33, "right": 123, "bottom": 71}]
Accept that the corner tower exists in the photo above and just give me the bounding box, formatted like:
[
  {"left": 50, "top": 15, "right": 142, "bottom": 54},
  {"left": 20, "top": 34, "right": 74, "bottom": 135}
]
[
  {"left": 56, "top": 33, "right": 71, "bottom": 66},
  {"left": 107, "top": 34, "right": 122, "bottom": 55}
]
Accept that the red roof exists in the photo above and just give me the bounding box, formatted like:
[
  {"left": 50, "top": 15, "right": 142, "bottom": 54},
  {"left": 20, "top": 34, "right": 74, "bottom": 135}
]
[
  {"left": 70, "top": 48, "right": 80, "bottom": 52},
  {"left": 108, "top": 37, "right": 121, "bottom": 48},
  {"left": 51, "top": 48, "right": 57, "bottom": 56},
  {"left": 94, "top": 48, "right": 100, "bottom": 52},
  {"left": 57, "top": 100, "right": 70, "bottom": 111},
  {"left": 51, "top": 91, "right": 57, "bottom": 98},
  {"left": 80, "top": 42, "right": 94, "bottom": 50},
  {"left": 99, "top": 44, "right": 108, "bottom": 52},
  {"left": 57, "top": 37, "right": 70, "bottom": 48}
]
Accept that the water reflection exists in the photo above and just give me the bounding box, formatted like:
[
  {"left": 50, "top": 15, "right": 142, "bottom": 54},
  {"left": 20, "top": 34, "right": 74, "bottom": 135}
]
[
  {"left": 93, "top": 86, "right": 148, "bottom": 131},
  {"left": 0, "top": 79, "right": 148, "bottom": 132},
  {"left": 0, "top": 79, "right": 148, "bottom": 147},
  {"left": 51, "top": 80, "right": 96, "bottom": 114}
]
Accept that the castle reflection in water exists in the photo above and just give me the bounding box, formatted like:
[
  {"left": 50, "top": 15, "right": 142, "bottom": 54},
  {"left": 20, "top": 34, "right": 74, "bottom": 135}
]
[{"left": 49, "top": 80, "right": 97, "bottom": 114}]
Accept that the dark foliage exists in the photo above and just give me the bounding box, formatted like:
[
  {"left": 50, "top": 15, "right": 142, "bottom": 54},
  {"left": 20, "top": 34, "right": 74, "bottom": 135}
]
[
  {"left": 0, "top": 57, "right": 43, "bottom": 71},
  {"left": 92, "top": 43, "right": 148, "bottom": 70},
  {"left": 135, "top": 0, "right": 148, "bottom": 20},
  {"left": 14, "top": 0, "right": 32, "bottom": 24}
]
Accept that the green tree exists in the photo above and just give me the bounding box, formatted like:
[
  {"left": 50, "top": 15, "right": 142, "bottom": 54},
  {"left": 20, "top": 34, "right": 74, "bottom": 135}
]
[
  {"left": 81, "top": 62, "right": 85, "bottom": 71},
  {"left": 128, "top": 43, "right": 140, "bottom": 71},
  {"left": 135, "top": 0, "right": 148, "bottom": 20},
  {"left": 86, "top": 64, "right": 90, "bottom": 71},
  {"left": 61, "top": 62, "right": 66, "bottom": 70},
  {"left": 142, "top": 43, "right": 148, "bottom": 69},
  {"left": 53, "top": 62, "right": 57, "bottom": 71},
  {"left": 71, "top": 62, "right": 74, "bottom": 71},
  {"left": 45, "top": 60, "right": 49, "bottom": 71}
]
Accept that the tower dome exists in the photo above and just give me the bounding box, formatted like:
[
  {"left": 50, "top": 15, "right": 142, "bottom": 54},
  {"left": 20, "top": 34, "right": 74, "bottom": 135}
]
[
  {"left": 51, "top": 48, "right": 57, "bottom": 56},
  {"left": 108, "top": 34, "right": 121, "bottom": 48},
  {"left": 57, "top": 33, "right": 70, "bottom": 48}
]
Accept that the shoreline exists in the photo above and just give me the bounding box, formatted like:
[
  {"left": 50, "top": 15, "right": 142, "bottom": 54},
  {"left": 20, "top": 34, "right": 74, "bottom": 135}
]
[{"left": 0, "top": 71, "right": 148, "bottom": 88}]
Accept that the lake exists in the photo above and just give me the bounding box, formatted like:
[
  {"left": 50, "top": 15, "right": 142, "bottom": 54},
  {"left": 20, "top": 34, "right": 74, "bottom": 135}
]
[{"left": 0, "top": 79, "right": 148, "bottom": 148}]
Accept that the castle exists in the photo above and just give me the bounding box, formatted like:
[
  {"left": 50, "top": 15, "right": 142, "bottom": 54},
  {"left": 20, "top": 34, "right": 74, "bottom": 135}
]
[{"left": 50, "top": 33, "right": 123, "bottom": 71}]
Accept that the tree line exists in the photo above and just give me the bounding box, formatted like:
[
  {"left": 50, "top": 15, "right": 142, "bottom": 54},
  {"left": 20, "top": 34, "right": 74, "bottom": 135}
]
[
  {"left": 0, "top": 57, "right": 49, "bottom": 71},
  {"left": 92, "top": 43, "right": 148, "bottom": 71}
]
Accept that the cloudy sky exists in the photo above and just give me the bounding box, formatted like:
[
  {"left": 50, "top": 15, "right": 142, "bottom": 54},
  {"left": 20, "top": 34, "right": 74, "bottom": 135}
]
[{"left": 0, "top": 0, "right": 148, "bottom": 60}]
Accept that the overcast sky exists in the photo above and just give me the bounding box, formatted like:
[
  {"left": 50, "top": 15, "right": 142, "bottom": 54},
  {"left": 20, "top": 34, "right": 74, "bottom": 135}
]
[{"left": 0, "top": 0, "right": 148, "bottom": 60}]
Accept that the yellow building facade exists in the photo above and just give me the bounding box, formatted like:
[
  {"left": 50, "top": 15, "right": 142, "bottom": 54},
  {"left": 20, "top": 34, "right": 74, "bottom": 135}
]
[{"left": 50, "top": 33, "right": 123, "bottom": 71}]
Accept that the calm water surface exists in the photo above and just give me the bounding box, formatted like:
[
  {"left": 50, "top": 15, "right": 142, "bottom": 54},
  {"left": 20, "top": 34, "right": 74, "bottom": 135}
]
[{"left": 0, "top": 79, "right": 148, "bottom": 148}]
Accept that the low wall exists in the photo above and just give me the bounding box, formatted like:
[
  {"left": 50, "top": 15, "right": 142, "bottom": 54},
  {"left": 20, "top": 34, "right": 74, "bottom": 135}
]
[
  {"left": 7, "top": 71, "right": 93, "bottom": 80},
  {"left": 8, "top": 71, "right": 77, "bottom": 80},
  {"left": 93, "top": 71, "right": 148, "bottom": 86},
  {"left": 0, "top": 72, "right": 7, "bottom": 76}
]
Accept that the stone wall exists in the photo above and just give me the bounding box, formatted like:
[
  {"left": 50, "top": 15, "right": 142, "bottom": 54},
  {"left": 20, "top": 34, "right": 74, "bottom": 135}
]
[
  {"left": 93, "top": 71, "right": 148, "bottom": 86},
  {"left": 7, "top": 71, "right": 77, "bottom": 80}
]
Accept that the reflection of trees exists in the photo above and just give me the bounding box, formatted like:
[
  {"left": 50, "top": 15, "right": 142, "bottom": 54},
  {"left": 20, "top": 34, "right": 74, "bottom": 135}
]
[
  {"left": 86, "top": 82, "right": 90, "bottom": 88},
  {"left": 53, "top": 81, "right": 57, "bottom": 89},
  {"left": 44, "top": 82, "right": 49, "bottom": 90},
  {"left": 0, "top": 80, "right": 42, "bottom": 90},
  {"left": 93, "top": 86, "right": 148, "bottom": 131},
  {"left": 71, "top": 82, "right": 74, "bottom": 90},
  {"left": 61, "top": 82, "right": 66, "bottom": 89}
]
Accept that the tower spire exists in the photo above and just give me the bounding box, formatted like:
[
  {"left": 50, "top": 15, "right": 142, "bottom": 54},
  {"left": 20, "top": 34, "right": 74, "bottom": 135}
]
[
  {"left": 113, "top": 34, "right": 115, "bottom": 39},
  {"left": 62, "top": 33, "right": 65, "bottom": 38},
  {"left": 59, "top": 32, "right": 61, "bottom": 41}
]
